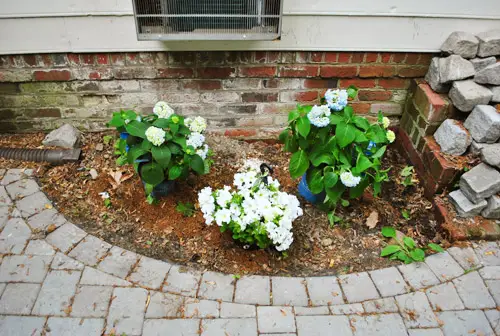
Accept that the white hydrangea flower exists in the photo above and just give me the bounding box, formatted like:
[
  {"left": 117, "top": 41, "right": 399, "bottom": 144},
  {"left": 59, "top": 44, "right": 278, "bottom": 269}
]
[
  {"left": 187, "top": 116, "right": 207, "bottom": 133},
  {"left": 324, "top": 89, "right": 348, "bottom": 111},
  {"left": 307, "top": 105, "right": 331, "bottom": 128},
  {"left": 145, "top": 126, "right": 166, "bottom": 146},
  {"left": 187, "top": 132, "right": 205, "bottom": 149},
  {"left": 382, "top": 117, "right": 390, "bottom": 129},
  {"left": 386, "top": 130, "right": 396, "bottom": 143},
  {"left": 196, "top": 144, "right": 209, "bottom": 160},
  {"left": 153, "top": 101, "right": 175, "bottom": 119},
  {"left": 340, "top": 171, "right": 361, "bottom": 188}
]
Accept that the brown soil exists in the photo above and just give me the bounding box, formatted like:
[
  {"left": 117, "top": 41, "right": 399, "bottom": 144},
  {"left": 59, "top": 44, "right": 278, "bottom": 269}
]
[{"left": 0, "top": 132, "right": 449, "bottom": 277}]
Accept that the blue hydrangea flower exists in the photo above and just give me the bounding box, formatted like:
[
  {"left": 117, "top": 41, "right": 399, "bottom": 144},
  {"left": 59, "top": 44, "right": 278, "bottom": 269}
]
[
  {"left": 307, "top": 105, "right": 331, "bottom": 128},
  {"left": 325, "top": 89, "right": 348, "bottom": 111}
]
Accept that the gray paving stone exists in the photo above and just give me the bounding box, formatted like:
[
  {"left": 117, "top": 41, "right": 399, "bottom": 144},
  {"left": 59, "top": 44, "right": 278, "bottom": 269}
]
[
  {"left": 0, "top": 255, "right": 52, "bottom": 282},
  {"left": 6, "top": 178, "right": 39, "bottom": 199},
  {"left": 220, "top": 302, "right": 256, "bottom": 318},
  {"left": 453, "top": 271, "right": 496, "bottom": 309},
  {"left": 0, "top": 186, "right": 12, "bottom": 207},
  {"left": 296, "top": 315, "right": 353, "bottom": 336},
  {"left": 425, "top": 282, "right": 465, "bottom": 311},
  {"left": 128, "top": 256, "right": 171, "bottom": 289},
  {"left": 398, "top": 262, "right": 440, "bottom": 290},
  {"left": 25, "top": 240, "right": 55, "bottom": 255},
  {"left": 369, "top": 267, "right": 408, "bottom": 297},
  {"left": 272, "top": 277, "right": 308, "bottom": 306},
  {"left": 143, "top": 319, "right": 200, "bottom": 336},
  {"left": 106, "top": 287, "right": 148, "bottom": 336},
  {"left": 447, "top": 246, "right": 481, "bottom": 270},
  {"left": 202, "top": 319, "right": 257, "bottom": 336},
  {"left": 97, "top": 246, "right": 138, "bottom": 278},
  {"left": 425, "top": 252, "right": 464, "bottom": 281},
  {"left": 46, "top": 317, "right": 104, "bottom": 336},
  {"left": 68, "top": 235, "right": 111, "bottom": 266},
  {"left": 438, "top": 310, "right": 494, "bottom": 336},
  {"left": 45, "top": 223, "right": 86, "bottom": 253},
  {"left": 294, "top": 306, "right": 330, "bottom": 316},
  {"left": 306, "top": 276, "right": 344, "bottom": 306},
  {"left": 475, "top": 241, "right": 500, "bottom": 266},
  {"left": 27, "top": 208, "right": 66, "bottom": 231},
  {"left": 71, "top": 285, "right": 113, "bottom": 318},
  {"left": 80, "top": 266, "right": 131, "bottom": 286},
  {"left": 0, "top": 206, "right": 14, "bottom": 230},
  {"left": 485, "top": 280, "right": 500, "bottom": 305},
  {"left": 0, "top": 217, "right": 31, "bottom": 254},
  {"left": 257, "top": 306, "right": 295, "bottom": 333},
  {"left": 0, "top": 283, "right": 40, "bottom": 314},
  {"left": 15, "top": 191, "right": 51, "bottom": 217},
  {"left": 185, "top": 298, "right": 219, "bottom": 318},
  {"left": 163, "top": 264, "right": 201, "bottom": 297},
  {"left": 234, "top": 275, "right": 270, "bottom": 305},
  {"left": 362, "top": 298, "right": 399, "bottom": 313},
  {"left": 408, "top": 329, "right": 444, "bottom": 336},
  {"left": 145, "top": 291, "right": 185, "bottom": 318},
  {"left": 338, "top": 272, "right": 379, "bottom": 303},
  {"left": 395, "top": 291, "right": 438, "bottom": 328},
  {"left": 1, "top": 169, "right": 33, "bottom": 186},
  {"left": 32, "top": 270, "right": 81, "bottom": 316},
  {"left": 0, "top": 316, "right": 45, "bottom": 336},
  {"left": 480, "top": 266, "right": 500, "bottom": 279},
  {"left": 351, "top": 313, "right": 407, "bottom": 336},
  {"left": 51, "top": 252, "right": 84, "bottom": 270},
  {"left": 330, "top": 303, "right": 364, "bottom": 315},
  {"left": 0, "top": 283, "right": 6, "bottom": 297},
  {"left": 485, "top": 309, "right": 500, "bottom": 335},
  {"left": 198, "top": 271, "right": 235, "bottom": 302}
]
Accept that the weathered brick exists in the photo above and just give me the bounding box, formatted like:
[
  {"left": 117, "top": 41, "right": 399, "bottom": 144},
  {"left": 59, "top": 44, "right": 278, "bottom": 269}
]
[
  {"left": 241, "top": 92, "right": 278, "bottom": 102},
  {"left": 378, "top": 78, "right": 410, "bottom": 89},
  {"left": 398, "top": 66, "right": 428, "bottom": 78},
  {"left": 279, "top": 65, "right": 319, "bottom": 77},
  {"left": 279, "top": 91, "right": 318, "bottom": 103},
  {"left": 197, "top": 67, "right": 236, "bottom": 78},
  {"left": 358, "top": 90, "right": 393, "bottom": 101},
  {"left": 359, "top": 65, "right": 396, "bottom": 78},
  {"left": 320, "top": 66, "right": 357, "bottom": 78},
  {"left": 33, "top": 70, "right": 71, "bottom": 81},
  {"left": 239, "top": 66, "right": 277, "bottom": 77},
  {"left": 304, "top": 79, "right": 338, "bottom": 89},
  {"left": 339, "top": 78, "right": 376, "bottom": 88}
]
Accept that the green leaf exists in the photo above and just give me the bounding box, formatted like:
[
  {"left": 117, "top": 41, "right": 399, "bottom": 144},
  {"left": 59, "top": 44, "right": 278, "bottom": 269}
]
[
  {"left": 127, "top": 147, "right": 148, "bottom": 164},
  {"left": 355, "top": 155, "right": 373, "bottom": 174},
  {"left": 289, "top": 150, "right": 309, "bottom": 179},
  {"left": 125, "top": 121, "right": 148, "bottom": 139},
  {"left": 402, "top": 209, "right": 410, "bottom": 220},
  {"left": 167, "top": 142, "right": 182, "bottom": 154},
  {"left": 172, "top": 136, "right": 187, "bottom": 149},
  {"left": 325, "top": 182, "right": 346, "bottom": 204},
  {"left": 381, "top": 226, "right": 396, "bottom": 238},
  {"left": 307, "top": 168, "right": 324, "bottom": 194},
  {"left": 347, "top": 85, "right": 358, "bottom": 99},
  {"left": 122, "top": 110, "right": 137, "bottom": 120},
  {"left": 410, "top": 248, "right": 426, "bottom": 262},
  {"left": 324, "top": 172, "right": 338, "bottom": 188},
  {"left": 108, "top": 114, "right": 125, "bottom": 127},
  {"left": 190, "top": 154, "right": 205, "bottom": 174},
  {"left": 428, "top": 243, "right": 444, "bottom": 253},
  {"left": 349, "top": 178, "right": 369, "bottom": 198},
  {"left": 151, "top": 145, "right": 171, "bottom": 168},
  {"left": 354, "top": 129, "right": 368, "bottom": 142},
  {"left": 371, "top": 146, "right": 387, "bottom": 159},
  {"left": 343, "top": 106, "right": 354, "bottom": 120},
  {"left": 140, "top": 162, "right": 164, "bottom": 186},
  {"left": 353, "top": 116, "right": 370, "bottom": 131},
  {"left": 381, "top": 245, "right": 401, "bottom": 257},
  {"left": 288, "top": 109, "right": 300, "bottom": 122},
  {"left": 178, "top": 125, "right": 190, "bottom": 135},
  {"left": 279, "top": 130, "right": 289, "bottom": 144},
  {"left": 284, "top": 136, "right": 299, "bottom": 153},
  {"left": 140, "top": 140, "right": 152, "bottom": 151},
  {"left": 310, "top": 153, "right": 333, "bottom": 167},
  {"left": 341, "top": 199, "right": 350, "bottom": 207},
  {"left": 153, "top": 118, "right": 170, "bottom": 128},
  {"left": 329, "top": 114, "right": 343, "bottom": 125},
  {"left": 403, "top": 237, "right": 416, "bottom": 249},
  {"left": 170, "top": 123, "right": 179, "bottom": 134},
  {"left": 168, "top": 165, "right": 183, "bottom": 180},
  {"left": 336, "top": 121, "right": 356, "bottom": 148},
  {"left": 296, "top": 116, "right": 311, "bottom": 138}
]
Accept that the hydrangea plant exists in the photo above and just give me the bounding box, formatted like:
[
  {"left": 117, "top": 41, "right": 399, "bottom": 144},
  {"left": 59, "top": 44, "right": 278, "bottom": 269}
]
[
  {"left": 198, "top": 160, "right": 303, "bottom": 251},
  {"left": 279, "top": 87, "right": 395, "bottom": 224},
  {"left": 109, "top": 101, "right": 212, "bottom": 201}
]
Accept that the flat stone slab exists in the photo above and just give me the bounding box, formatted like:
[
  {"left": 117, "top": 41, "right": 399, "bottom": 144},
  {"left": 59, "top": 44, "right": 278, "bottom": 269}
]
[
  {"left": 449, "top": 80, "right": 492, "bottom": 112},
  {"left": 98, "top": 245, "right": 139, "bottom": 278},
  {"left": 460, "top": 163, "right": 500, "bottom": 203},
  {"left": 449, "top": 189, "right": 488, "bottom": 218},
  {"left": 163, "top": 265, "right": 201, "bottom": 297},
  {"left": 184, "top": 298, "right": 219, "bottom": 318},
  {"left": 477, "top": 29, "right": 500, "bottom": 57},
  {"left": 68, "top": 235, "right": 111, "bottom": 266},
  {"left": 0, "top": 217, "right": 31, "bottom": 254},
  {"left": 0, "top": 255, "right": 52, "bottom": 283},
  {"left": 71, "top": 285, "right": 113, "bottom": 318},
  {"left": 46, "top": 317, "right": 104, "bottom": 336},
  {"left": 464, "top": 104, "right": 500, "bottom": 143},
  {"left": 453, "top": 271, "right": 496, "bottom": 309},
  {"left": 1, "top": 168, "right": 33, "bottom": 186},
  {"left": 220, "top": 302, "right": 256, "bottom": 318},
  {"left": 142, "top": 319, "right": 200, "bottom": 336},
  {"left": 398, "top": 262, "right": 440, "bottom": 290},
  {"left": 106, "top": 287, "right": 148, "bottom": 336},
  {"left": 438, "top": 310, "right": 494, "bottom": 336},
  {"left": 32, "top": 270, "right": 81, "bottom": 316},
  {"left": 330, "top": 303, "right": 364, "bottom": 315},
  {"left": 0, "top": 316, "right": 46, "bottom": 336},
  {"left": 351, "top": 313, "right": 408, "bottom": 336},
  {"left": 0, "top": 283, "right": 40, "bottom": 314},
  {"left": 257, "top": 306, "right": 295, "bottom": 333},
  {"left": 306, "top": 276, "right": 344, "bottom": 306},
  {"left": 6, "top": 178, "right": 39, "bottom": 200},
  {"left": 128, "top": 256, "right": 171, "bottom": 290},
  {"left": 362, "top": 298, "right": 399, "bottom": 313},
  {"left": 296, "top": 315, "right": 353, "bottom": 336},
  {"left": 338, "top": 272, "right": 379, "bottom": 303},
  {"left": 425, "top": 282, "right": 465, "bottom": 311},
  {"left": 434, "top": 119, "right": 472, "bottom": 155},
  {"left": 46, "top": 222, "right": 86, "bottom": 253},
  {"left": 235, "top": 275, "right": 270, "bottom": 305},
  {"left": 198, "top": 271, "right": 235, "bottom": 302},
  {"left": 145, "top": 292, "right": 185, "bottom": 318},
  {"left": 27, "top": 208, "right": 67, "bottom": 231},
  {"left": 80, "top": 266, "right": 131, "bottom": 286},
  {"left": 475, "top": 241, "right": 500, "bottom": 266},
  {"left": 16, "top": 191, "right": 52, "bottom": 217},
  {"left": 369, "top": 267, "right": 408, "bottom": 297},
  {"left": 447, "top": 246, "right": 481, "bottom": 269},
  {"left": 271, "top": 277, "right": 308, "bottom": 306},
  {"left": 395, "top": 292, "right": 438, "bottom": 328},
  {"left": 201, "top": 319, "right": 257, "bottom": 336}
]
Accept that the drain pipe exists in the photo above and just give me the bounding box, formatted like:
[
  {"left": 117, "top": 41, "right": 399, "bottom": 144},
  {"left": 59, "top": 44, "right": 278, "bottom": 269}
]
[{"left": 0, "top": 148, "right": 81, "bottom": 165}]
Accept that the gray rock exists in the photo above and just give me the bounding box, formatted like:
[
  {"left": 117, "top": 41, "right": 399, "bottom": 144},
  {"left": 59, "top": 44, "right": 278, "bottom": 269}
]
[
  {"left": 425, "top": 58, "right": 451, "bottom": 93},
  {"left": 482, "top": 195, "right": 500, "bottom": 219},
  {"left": 475, "top": 63, "right": 500, "bottom": 85},
  {"left": 434, "top": 119, "right": 472, "bottom": 155},
  {"left": 42, "top": 123, "right": 81, "bottom": 148},
  {"left": 481, "top": 143, "right": 500, "bottom": 168},
  {"left": 439, "top": 55, "right": 475, "bottom": 83},
  {"left": 460, "top": 163, "right": 500, "bottom": 203},
  {"left": 477, "top": 29, "right": 500, "bottom": 57},
  {"left": 449, "top": 189, "right": 487, "bottom": 217},
  {"left": 464, "top": 105, "right": 500, "bottom": 143},
  {"left": 492, "top": 86, "right": 500, "bottom": 103},
  {"left": 441, "top": 31, "right": 479, "bottom": 59},
  {"left": 470, "top": 140, "right": 488, "bottom": 156},
  {"left": 470, "top": 56, "right": 497, "bottom": 72},
  {"left": 449, "top": 80, "right": 492, "bottom": 112}
]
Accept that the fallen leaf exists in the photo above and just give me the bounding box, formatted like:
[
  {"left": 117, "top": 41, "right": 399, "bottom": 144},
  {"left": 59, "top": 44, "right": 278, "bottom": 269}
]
[
  {"left": 46, "top": 224, "right": 57, "bottom": 233},
  {"left": 280, "top": 309, "right": 287, "bottom": 316},
  {"left": 44, "top": 204, "right": 53, "bottom": 209},
  {"left": 365, "top": 211, "right": 379, "bottom": 229}
]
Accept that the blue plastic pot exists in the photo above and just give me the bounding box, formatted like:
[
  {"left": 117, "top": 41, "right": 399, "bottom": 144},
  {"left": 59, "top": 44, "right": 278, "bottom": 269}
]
[{"left": 298, "top": 172, "right": 326, "bottom": 204}]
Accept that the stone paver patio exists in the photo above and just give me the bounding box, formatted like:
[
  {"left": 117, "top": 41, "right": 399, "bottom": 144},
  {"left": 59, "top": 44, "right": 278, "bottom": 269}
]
[{"left": 0, "top": 168, "right": 499, "bottom": 335}]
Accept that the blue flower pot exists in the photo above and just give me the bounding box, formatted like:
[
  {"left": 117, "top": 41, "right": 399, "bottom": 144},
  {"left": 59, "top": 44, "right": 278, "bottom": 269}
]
[{"left": 298, "top": 173, "right": 326, "bottom": 204}]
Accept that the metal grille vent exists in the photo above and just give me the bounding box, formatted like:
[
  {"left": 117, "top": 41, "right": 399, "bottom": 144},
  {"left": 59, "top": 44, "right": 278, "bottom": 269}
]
[{"left": 132, "top": 0, "right": 283, "bottom": 40}]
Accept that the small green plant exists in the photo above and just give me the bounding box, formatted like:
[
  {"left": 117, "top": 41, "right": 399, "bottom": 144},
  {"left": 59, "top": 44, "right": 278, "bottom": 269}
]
[
  {"left": 401, "top": 209, "right": 410, "bottom": 220},
  {"left": 400, "top": 165, "right": 417, "bottom": 187},
  {"left": 380, "top": 226, "right": 444, "bottom": 264},
  {"left": 103, "top": 135, "right": 114, "bottom": 145},
  {"left": 232, "top": 274, "right": 241, "bottom": 280},
  {"left": 175, "top": 201, "right": 195, "bottom": 217}
]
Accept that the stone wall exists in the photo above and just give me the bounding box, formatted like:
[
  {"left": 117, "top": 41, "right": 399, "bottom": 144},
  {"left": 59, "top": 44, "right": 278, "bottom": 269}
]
[{"left": 0, "top": 51, "right": 433, "bottom": 137}]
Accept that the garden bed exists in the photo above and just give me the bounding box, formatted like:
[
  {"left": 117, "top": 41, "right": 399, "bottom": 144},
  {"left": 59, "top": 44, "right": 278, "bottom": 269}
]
[{"left": 0, "top": 132, "right": 448, "bottom": 276}]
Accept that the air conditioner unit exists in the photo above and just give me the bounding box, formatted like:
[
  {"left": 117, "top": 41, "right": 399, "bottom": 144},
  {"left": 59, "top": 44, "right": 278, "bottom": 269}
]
[{"left": 132, "top": 0, "right": 283, "bottom": 41}]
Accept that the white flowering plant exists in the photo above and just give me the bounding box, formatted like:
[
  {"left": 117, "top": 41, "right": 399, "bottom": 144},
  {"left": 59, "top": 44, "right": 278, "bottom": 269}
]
[
  {"left": 198, "top": 160, "right": 303, "bottom": 251},
  {"left": 108, "top": 102, "right": 212, "bottom": 199},
  {"left": 279, "top": 87, "right": 394, "bottom": 224}
]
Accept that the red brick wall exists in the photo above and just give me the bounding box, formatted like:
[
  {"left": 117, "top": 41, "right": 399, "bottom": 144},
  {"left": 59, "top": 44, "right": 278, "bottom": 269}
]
[{"left": 0, "top": 51, "right": 434, "bottom": 136}]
